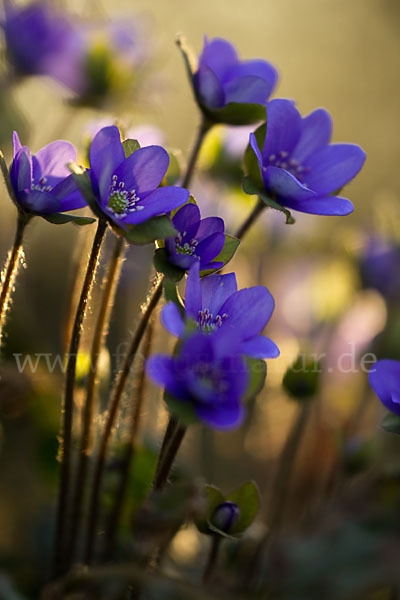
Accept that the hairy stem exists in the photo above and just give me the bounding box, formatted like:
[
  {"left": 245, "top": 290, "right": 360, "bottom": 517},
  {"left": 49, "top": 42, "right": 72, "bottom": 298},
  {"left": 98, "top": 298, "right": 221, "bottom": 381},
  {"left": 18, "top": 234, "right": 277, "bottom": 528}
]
[
  {"left": 103, "top": 320, "right": 154, "bottom": 560},
  {"left": 53, "top": 218, "right": 107, "bottom": 578},
  {"left": 68, "top": 234, "right": 126, "bottom": 564},
  {"left": 234, "top": 198, "right": 265, "bottom": 240},
  {"left": 182, "top": 118, "right": 212, "bottom": 189},
  {"left": 203, "top": 536, "right": 222, "bottom": 585},
  {"left": 0, "top": 211, "right": 30, "bottom": 345},
  {"left": 153, "top": 416, "right": 186, "bottom": 492},
  {"left": 84, "top": 275, "right": 164, "bottom": 564}
]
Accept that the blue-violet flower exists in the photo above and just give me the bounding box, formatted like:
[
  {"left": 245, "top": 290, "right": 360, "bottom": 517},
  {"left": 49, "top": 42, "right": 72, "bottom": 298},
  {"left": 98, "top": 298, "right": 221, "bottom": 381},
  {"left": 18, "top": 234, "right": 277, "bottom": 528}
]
[
  {"left": 88, "top": 126, "right": 189, "bottom": 227},
  {"left": 164, "top": 203, "right": 225, "bottom": 271},
  {"left": 194, "top": 36, "right": 278, "bottom": 110},
  {"left": 146, "top": 331, "right": 248, "bottom": 430},
  {"left": 368, "top": 359, "right": 400, "bottom": 416},
  {"left": 10, "top": 131, "right": 86, "bottom": 214},
  {"left": 161, "top": 262, "right": 279, "bottom": 359},
  {"left": 249, "top": 99, "right": 366, "bottom": 216}
]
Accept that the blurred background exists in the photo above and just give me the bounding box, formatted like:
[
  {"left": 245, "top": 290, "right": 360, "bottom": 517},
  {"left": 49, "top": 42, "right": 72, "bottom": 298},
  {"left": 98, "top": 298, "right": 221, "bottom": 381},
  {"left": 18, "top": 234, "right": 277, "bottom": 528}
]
[{"left": 0, "top": 0, "right": 400, "bottom": 598}]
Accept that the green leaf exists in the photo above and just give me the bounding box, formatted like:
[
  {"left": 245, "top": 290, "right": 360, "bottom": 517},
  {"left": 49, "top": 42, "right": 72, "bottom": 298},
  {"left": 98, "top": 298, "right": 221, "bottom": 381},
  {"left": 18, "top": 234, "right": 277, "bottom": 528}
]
[
  {"left": 244, "top": 123, "right": 266, "bottom": 190},
  {"left": 195, "top": 485, "right": 225, "bottom": 535},
  {"left": 200, "top": 234, "right": 240, "bottom": 277},
  {"left": 242, "top": 175, "right": 295, "bottom": 225},
  {"left": 283, "top": 355, "right": 321, "bottom": 400},
  {"left": 42, "top": 213, "right": 96, "bottom": 226},
  {"left": 244, "top": 357, "right": 266, "bottom": 401},
  {"left": 164, "top": 392, "right": 198, "bottom": 427},
  {"left": 163, "top": 151, "right": 181, "bottom": 186},
  {"left": 154, "top": 248, "right": 185, "bottom": 282},
  {"left": 226, "top": 481, "right": 260, "bottom": 535},
  {"left": 68, "top": 162, "right": 103, "bottom": 218},
  {"left": 203, "top": 101, "right": 266, "bottom": 126},
  {"left": 123, "top": 138, "right": 140, "bottom": 158},
  {"left": 119, "top": 215, "right": 178, "bottom": 245},
  {"left": 381, "top": 412, "right": 400, "bottom": 436},
  {"left": 163, "top": 279, "right": 185, "bottom": 316}
]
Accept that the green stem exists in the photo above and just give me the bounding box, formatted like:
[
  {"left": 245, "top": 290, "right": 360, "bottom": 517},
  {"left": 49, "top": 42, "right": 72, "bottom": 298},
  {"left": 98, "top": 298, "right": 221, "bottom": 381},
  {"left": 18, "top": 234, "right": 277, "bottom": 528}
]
[
  {"left": 203, "top": 536, "right": 222, "bottom": 585},
  {"left": 102, "top": 320, "right": 154, "bottom": 560},
  {"left": 234, "top": 198, "right": 265, "bottom": 240},
  {"left": 68, "top": 234, "right": 125, "bottom": 564},
  {"left": 182, "top": 118, "right": 212, "bottom": 189},
  {"left": 153, "top": 416, "right": 186, "bottom": 492},
  {"left": 0, "top": 211, "right": 30, "bottom": 345},
  {"left": 52, "top": 218, "right": 107, "bottom": 578},
  {"left": 84, "top": 275, "right": 164, "bottom": 565}
]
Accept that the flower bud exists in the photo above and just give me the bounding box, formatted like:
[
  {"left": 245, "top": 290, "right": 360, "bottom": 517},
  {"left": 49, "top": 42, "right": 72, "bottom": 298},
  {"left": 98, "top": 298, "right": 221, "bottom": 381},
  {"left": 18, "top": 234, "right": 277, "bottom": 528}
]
[{"left": 211, "top": 501, "right": 240, "bottom": 533}]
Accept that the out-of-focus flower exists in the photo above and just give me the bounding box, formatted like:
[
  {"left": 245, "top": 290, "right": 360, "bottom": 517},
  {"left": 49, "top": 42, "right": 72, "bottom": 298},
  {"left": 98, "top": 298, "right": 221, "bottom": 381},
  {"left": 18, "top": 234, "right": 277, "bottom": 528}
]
[
  {"left": 161, "top": 262, "right": 279, "bottom": 359},
  {"left": 2, "top": 1, "right": 85, "bottom": 90},
  {"left": 164, "top": 203, "right": 225, "bottom": 271},
  {"left": 88, "top": 126, "right": 188, "bottom": 227},
  {"left": 369, "top": 359, "right": 400, "bottom": 416},
  {"left": 146, "top": 331, "right": 248, "bottom": 430},
  {"left": 10, "top": 131, "right": 85, "bottom": 214},
  {"left": 248, "top": 99, "right": 366, "bottom": 216},
  {"left": 194, "top": 37, "right": 277, "bottom": 111},
  {"left": 359, "top": 236, "right": 400, "bottom": 299}
]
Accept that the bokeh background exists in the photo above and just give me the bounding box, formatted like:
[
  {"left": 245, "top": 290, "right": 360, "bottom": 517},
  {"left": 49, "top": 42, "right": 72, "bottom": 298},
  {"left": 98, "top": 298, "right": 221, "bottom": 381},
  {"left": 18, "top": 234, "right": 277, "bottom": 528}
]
[{"left": 0, "top": 0, "right": 400, "bottom": 597}]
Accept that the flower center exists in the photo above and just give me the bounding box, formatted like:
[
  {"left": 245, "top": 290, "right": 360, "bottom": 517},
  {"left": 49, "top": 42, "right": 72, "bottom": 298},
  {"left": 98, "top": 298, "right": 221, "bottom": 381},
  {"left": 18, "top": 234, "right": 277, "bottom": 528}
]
[
  {"left": 31, "top": 176, "right": 52, "bottom": 193},
  {"left": 193, "top": 362, "right": 229, "bottom": 395},
  {"left": 107, "top": 175, "right": 144, "bottom": 217},
  {"left": 175, "top": 231, "right": 199, "bottom": 256},
  {"left": 267, "top": 150, "right": 310, "bottom": 181},
  {"left": 197, "top": 308, "right": 228, "bottom": 333}
]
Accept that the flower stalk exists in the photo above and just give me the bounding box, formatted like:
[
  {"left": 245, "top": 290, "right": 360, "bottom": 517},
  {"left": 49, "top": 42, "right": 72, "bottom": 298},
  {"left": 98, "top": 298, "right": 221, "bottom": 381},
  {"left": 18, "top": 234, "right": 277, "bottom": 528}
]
[
  {"left": 181, "top": 117, "right": 212, "bottom": 189},
  {"left": 84, "top": 275, "right": 164, "bottom": 565},
  {"left": 202, "top": 536, "right": 222, "bottom": 585},
  {"left": 67, "top": 233, "right": 126, "bottom": 564},
  {"left": 153, "top": 415, "right": 187, "bottom": 492},
  {"left": 0, "top": 210, "right": 31, "bottom": 344},
  {"left": 53, "top": 218, "right": 108, "bottom": 577}
]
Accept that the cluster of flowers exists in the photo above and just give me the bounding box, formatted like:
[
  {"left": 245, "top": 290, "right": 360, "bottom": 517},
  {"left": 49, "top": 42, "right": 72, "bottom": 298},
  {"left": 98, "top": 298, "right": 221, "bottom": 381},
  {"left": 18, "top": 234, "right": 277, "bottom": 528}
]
[{"left": 4, "top": 27, "right": 367, "bottom": 432}]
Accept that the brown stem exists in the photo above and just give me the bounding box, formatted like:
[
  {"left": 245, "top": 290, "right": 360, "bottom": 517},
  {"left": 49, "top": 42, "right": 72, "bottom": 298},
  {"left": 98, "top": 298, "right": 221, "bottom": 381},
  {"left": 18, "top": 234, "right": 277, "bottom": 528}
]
[
  {"left": 234, "top": 198, "right": 265, "bottom": 240},
  {"left": 67, "top": 234, "right": 126, "bottom": 564},
  {"left": 181, "top": 118, "right": 212, "bottom": 189},
  {"left": 0, "top": 211, "right": 30, "bottom": 344},
  {"left": 84, "top": 275, "right": 164, "bottom": 564},
  {"left": 102, "top": 320, "right": 154, "bottom": 560},
  {"left": 52, "top": 218, "right": 107, "bottom": 578},
  {"left": 203, "top": 536, "right": 222, "bottom": 585}
]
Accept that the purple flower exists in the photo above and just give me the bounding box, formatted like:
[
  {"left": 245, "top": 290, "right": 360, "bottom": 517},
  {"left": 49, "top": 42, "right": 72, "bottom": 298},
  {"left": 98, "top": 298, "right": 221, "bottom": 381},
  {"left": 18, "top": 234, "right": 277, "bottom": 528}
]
[
  {"left": 146, "top": 331, "right": 248, "bottom": 430},
  {"left": 2, "top": 1, "right": 85, "bottom": 91},
  {"left": 369, "top": 359, "right": 400, "bottom": 416},
  {"left": 194, "top": 37, "right": 278, "bottom": 111},
  {"left": 161, "top": 262, "right": 279, "bottom": 359},
  {"left": 88, "top": 126, "right": 189, "bottom": 227},
  {"left": 10, "top": 131, "right": 85, "bottom": 214},
  {"left": 211, "top": 502, "right": 240, "bottom": 533},
  {"left": 360, "top": 236, "right": 400, "bottom": 299},
  {"left": 249, "top": 99, "right": 366, "bottom": 216},
  {"left": 164, "top": 203, "right": 225, "bottom": 271}
]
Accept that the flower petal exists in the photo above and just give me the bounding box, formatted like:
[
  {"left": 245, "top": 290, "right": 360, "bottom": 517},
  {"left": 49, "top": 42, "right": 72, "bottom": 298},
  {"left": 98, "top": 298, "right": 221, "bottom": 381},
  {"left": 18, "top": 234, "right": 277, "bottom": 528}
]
[
  {"left": 114, "top": 145, "right": 170, "bottom": 196},
  {"left": 185, "top": 262, "right": 202, "bottom": 317},
  {"left": 195, "top": 232, "right": 225, "bottom": 268},
  {"left": 172, "top": 203, "right": 200, "bottom": 233},
  {"left": 146, "top": 355, "right": 187, "bottom": 401},
  {"left": 13, "top": 131, "right": 22, "bottom": 157},
  {"left": 161, "top": 302, "right": 185, "bottom": 337},
  {"left": 226, "top": 59, "right": 278, "bottom": 94},
  {"left": 224, "top": 75, "right": 274, "bottom": 106},
  {"left": 282, "top": 194, "right": 353, "bottom": 216},
  {"left": 33, "top": 140, "right": 77, "bottom": 179},
  {"left": 199, "top": 36, "right": 238, "bottom": 81},
  {"left": 264, "top": 166, "right": 315, "bottom": 202},
  {"left": 262, "top": 99, "right": 302, "bottom": 162},
  {"left": 199, "top": 272, "right": 238, "bottom": 316},
  {"left": 53, "top": 173, "right": 87, "bottom": 211},
  {"left": 292, "top": 108, "right": 332, "bottom": 163},
  {"left": 219, "top": 286, "right": 275, "bottom": 339},
  {"left": 304, "top": 143, "right": 366, "bottom": 195},
  {"left": 122, "top": 186, "right": 189, "bottom": 225},
  {"left": 241, "top": 335, "right": 280, "bottom": 359},
  {"left": 10, "top": 146, "right": 32, "bottom": 194},
  {"left": 369, "top": 359, "right": 400, "bottom": 416},
  {"left": 196, "top": 216, "right": 224, "bottom": 239},
  {"left": 194, "top": 63, "right": 225, "bottom": 108},
  {"left": 89, "top": 126, "right": 125, "bottom": 202},
  {"left": 195, "top": 398, "right": 244, "bottom": 430}
]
